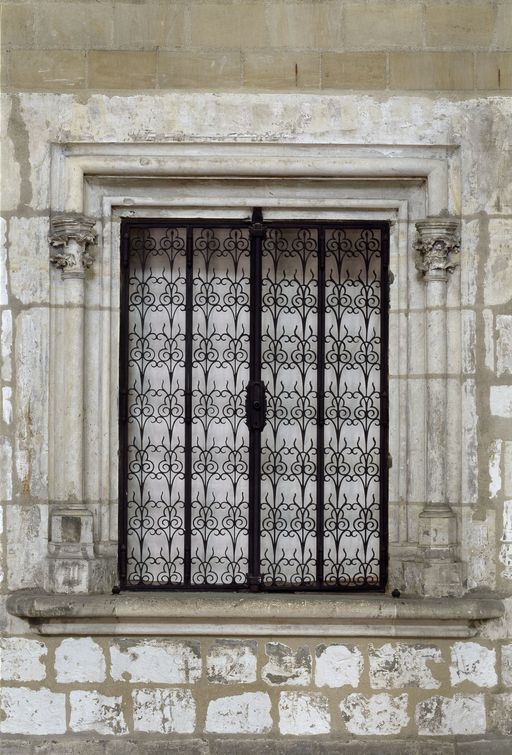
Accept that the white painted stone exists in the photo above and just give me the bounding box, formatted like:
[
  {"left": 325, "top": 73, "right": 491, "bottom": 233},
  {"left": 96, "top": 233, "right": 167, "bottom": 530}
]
[
  {"left": 0, "top": 637, "right": 47, "bottom": 681},
  {"left": 0, "top": 687, "right": 66, "bottom": 735},
  {"left": 0, "top": 95, "right": 21, "bottom": 211},
  {"left": 110, "top": 639, "right": 201, "bottom": 683},
  {"left": 0, "top": 218, "right": 7, "bottom": 306},
  {"left": 0, "top": 437, "right": 12, "bottom": 501},
  {"left": 339, "top": 693, "right": 409, "bottom": 736},
  {"left": 416, "top": 694, "right": 486, "bottom": 736},
  {"left": 483, "top": 308, "right": 494, "bottom": 371},
  {"left": 462, "top": 378, "right": 478, "bottom": 505},
  {"left": 501, "top": 500, "right": 512, "bottom": 578},
  {"left": 314, "top": 644, "right": 363, "bottom": 689},
  {"left": 489, "top": 440, "right": 502, "bottom": 499},
  {"left": 1, "top": 309, "right": 12, "bottom": 382},
  {"left": 505, "top": 444, "right": 512, "bottom": 498},
  {"left": 369, "top": 643, "right": 442, "bottom": 689},
  {"left": 502, "top": 643, "right": 512, "bottom": 687},
  {"left": 55, "top": 637, "right": 106, "bottom": 683},
  {"left": 262, "top": 642, "right": 311, "bottom": 686},
  {"left": 497, "top": 315, "right": 512, "bottom": 377},
  {"left": 207, "top": 639, "right": 257, "bottom": 684},
  {"left": 450, "top": 642, "right": 497, "bottom": 687},
  {"left": 461, "top": 309, "right": 475, "bottom": 374},
  {"left": 69, "top": 691, "right": 128, "bottom": 735},
  {"left": 485, "top": 219, "right": 512, "bottom": 306},
  {"left": 6, "top": 504, "right": 48, "bottom": 589},
  {"left": 133, "top": 688, "right": 196, "bottom": 734},
  {"left": 490, "top": 386, "right": 512, "bottom": 418},
  {"left": 503, "top": 500, "right": 512, "bottom": 541},
  {"left": 279, "top": 692, "right": 330, "bottom": 736},
  {"left": 2, "top": 386, "right": 12, "bottom": 425},
  {"left": 205, "top": 692, "right": 272, "bottom": 734},
  {"left": 8, "top": 217, "right": 50, "bottom": 305}
]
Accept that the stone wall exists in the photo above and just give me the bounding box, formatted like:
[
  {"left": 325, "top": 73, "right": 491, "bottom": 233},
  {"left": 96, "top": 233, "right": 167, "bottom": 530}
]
[{"left": 1, "top": 0, "right": 512, "bottom": 751}]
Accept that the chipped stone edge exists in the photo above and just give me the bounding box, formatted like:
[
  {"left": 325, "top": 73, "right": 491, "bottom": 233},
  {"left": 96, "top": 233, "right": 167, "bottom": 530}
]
[{"left": 6, "top": 591, "right": 505, "bottom": 638}]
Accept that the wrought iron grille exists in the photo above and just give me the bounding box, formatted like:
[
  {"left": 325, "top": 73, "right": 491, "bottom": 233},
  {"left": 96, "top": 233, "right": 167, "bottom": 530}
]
[{"left": 119, "top": 213, "right": 389, "bottom": 591}]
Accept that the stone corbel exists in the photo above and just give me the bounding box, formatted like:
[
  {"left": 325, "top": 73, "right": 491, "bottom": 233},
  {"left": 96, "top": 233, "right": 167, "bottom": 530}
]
[
  {"left": 49, "top": 213, "right": 96, "bottom": 278},
  {"left": 413, "top": 215, "right": 465, "bottom": 596}
]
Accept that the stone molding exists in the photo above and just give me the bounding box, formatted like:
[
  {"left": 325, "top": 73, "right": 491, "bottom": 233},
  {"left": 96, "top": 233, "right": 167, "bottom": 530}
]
[
  {"left": 414, "top": 216, "right": 460, "bottom": 281},
  {"left": 49, "top": 213, "right": 96, "bottom": 278}
]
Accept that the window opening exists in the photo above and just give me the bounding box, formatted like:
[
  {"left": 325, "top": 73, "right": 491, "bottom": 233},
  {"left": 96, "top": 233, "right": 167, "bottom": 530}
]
[{"left": 119, "top": 211, "right": 389, "bottom": 591}]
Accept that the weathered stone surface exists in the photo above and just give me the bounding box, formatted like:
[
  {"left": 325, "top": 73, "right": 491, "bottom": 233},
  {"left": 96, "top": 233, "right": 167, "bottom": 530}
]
[
  {"left": 490, "top": 386, "right": 512, "bottom": 419},
  {"left": 485, "top": 220, "right": 512, "bottom": 306},
  {"left": 339, "top": 693, "right": 409, "bottom": 736},
  {"left": 110, "top": 639, "right": 201, "bottom": 683},
  {"left": 425, "top": 3, "right": 494, "bottom": 48},
  {"left": 0, "top": 688, "right": 66, "bottom": 735},
  {"left": 0, "top": 637, "right": 46, "bottom": 681},
  {"left": 7, "top": 216, "right": 50, "bottom": 305},
  {"left": 344, "top": 2, "right": 423, "bottom": 50},
  {"left": 205, "top": 692, "right": 272, "bottom": 734},
  {"left": 263, "top": 642, "right": 311, "bottom": 686},
  {"left": 210, "top": 741, "right": 454, "bottom": 755},
  {"left": 488, "top": 692, "right": 512, "bottom": 736},
  {"left": 158, "top": 52, "right": 242, "bottom": 89},
  {"left": 133, "top": 688, "right": 196, "bottom": 734},
  {"left": 207, "top": 639, "right": 257, "bottom": 684},
  {"left": 34, "top": 2, "right": 113, "bottom": 49},
  {"left": 7, "top": 50, "right": 86, "bottom": 90},
  {"left": 113, "top": 3, "right": 186, "bottom": 49},
  {"left": 322, "top": 53, "right": 387, "bottom": 89},
  {"left": 69, "top": 691, "right": 127, "bottom": 735},
  {"left": 502, "top": 643, "right": 512, "bottom": 686},
  {"left": 476, "top": 53, "right": 512, "bottom": 90},
  {"left": 450, "top": 642, "right": 497, "bottom": 687},
  {"left": 369, "top": 643, "right": 442, "bottom": 689},
  {"left": 315, "top": 644, "right": 363, "bottom": 688},
  {"left": 389, "top": 52, "right": 474, "bottom": 90},
  {"left": 416, "top": 694, "right": 486, "bottom": 735},
  {"left": 489, "top": 440, "right": 503, "bottom": 499},
  {"left": 55, "top": 637, "right": 106, "bottom": 683},
  {"left": 279, "top": 692, "right": 330, "bottom": 736},
  {"left": 88, "top": 51, "right": 156, "bottom": 90},
  {"left": 496, "top": 316, "right": 512, "bottom": 376},
  {"left": 243, "top": 52, "right": 320, "bottom": 89}
]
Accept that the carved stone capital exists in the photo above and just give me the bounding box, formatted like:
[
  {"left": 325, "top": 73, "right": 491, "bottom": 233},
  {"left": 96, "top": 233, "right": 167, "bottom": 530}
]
[
  {"left": 414, "top": 216, "right": 460, "bottom": 281},
  {"left": 49, "top": 213, "right": 97, "bottom": 279}
]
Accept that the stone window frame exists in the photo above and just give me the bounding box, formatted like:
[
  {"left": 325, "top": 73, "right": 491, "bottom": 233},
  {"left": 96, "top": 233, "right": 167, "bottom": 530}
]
[{"left": 8, "top": 142, "right": 504, "bottom": 636}]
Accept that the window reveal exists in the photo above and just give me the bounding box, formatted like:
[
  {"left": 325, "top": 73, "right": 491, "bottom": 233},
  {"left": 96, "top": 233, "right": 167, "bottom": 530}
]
[{"left": 119, "top": 214, "right": 389, "bottom": 591}]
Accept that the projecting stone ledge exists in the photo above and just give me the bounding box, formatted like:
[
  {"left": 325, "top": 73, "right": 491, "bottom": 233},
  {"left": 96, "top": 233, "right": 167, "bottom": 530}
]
[{"left": 7, "top": 591, "right": 504, "bottom": 639}]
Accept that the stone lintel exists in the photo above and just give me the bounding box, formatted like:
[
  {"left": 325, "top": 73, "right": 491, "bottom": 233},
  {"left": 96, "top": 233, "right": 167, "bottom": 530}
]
[{"left": 7, "top": 591, "right": 504, "bottom": 638}]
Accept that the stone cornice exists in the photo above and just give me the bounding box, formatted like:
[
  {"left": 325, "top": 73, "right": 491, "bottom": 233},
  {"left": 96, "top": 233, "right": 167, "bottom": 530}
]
[
  {"left": 49, "top": 213, "right": 97, "bottom": 278},
  {"left": 414, "top": 216, "right": 460, "bottom": 281}
]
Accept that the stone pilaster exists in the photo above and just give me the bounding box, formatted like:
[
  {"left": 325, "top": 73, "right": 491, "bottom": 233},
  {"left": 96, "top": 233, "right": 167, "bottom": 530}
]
[
  {"left": 47, "top": 214, "right": 113, "bottom": 593},
  {"left": 414, "top": 216, "right": 465, "bottom": 596}
]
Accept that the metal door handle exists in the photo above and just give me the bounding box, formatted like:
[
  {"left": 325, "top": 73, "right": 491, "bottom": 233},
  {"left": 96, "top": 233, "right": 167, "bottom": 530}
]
[{"left": 245, "top": 381, "right": 267, "bottom": 430}]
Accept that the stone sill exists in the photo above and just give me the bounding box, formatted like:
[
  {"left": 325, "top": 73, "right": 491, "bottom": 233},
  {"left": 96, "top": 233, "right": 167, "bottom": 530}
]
[{"left": 7, "top": 590, "right": 504, "bottom": 638}]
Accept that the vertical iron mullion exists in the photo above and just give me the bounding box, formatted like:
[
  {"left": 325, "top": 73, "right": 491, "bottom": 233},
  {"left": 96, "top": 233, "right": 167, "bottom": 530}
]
[
  {"left": 117, "top": 225, "right": 131, "bottom": 589},
  {"left": 248, "top": 209, "right": 264, "bottom": 590},
  {"left": 316, "top": 227, "right": 326, "bottom": 587},
  {"left": 183, "top": 226, "right": 194, "bottom": 587},
  {"left": 379, "top": 223, "right": 390, "bottom": 590}
]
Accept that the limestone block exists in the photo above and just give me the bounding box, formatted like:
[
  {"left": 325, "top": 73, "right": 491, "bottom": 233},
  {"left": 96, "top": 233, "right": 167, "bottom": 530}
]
[
  {"left": 262, "top": 642, "right": 311, "bottom": 686},
  {"left": 450, "top": 642, "right": 498, "bottom": 687},
  {"left": 0, "top": 97, "right": 21, "bottom": 211},
  {"left": 205, "top": 692, "right": 272, "bottom": 734},
  {"left": 34, "top": 2, "right": 113, "bottom": 49},
  {"left": 1, "top": 309, "right": 12, "bottom": 381},
  {"left": 314, "top": 644, "right": 363, "bottom": 689},
  {"left": 462, "top": 379, "right": 478, "bottom": 505},
  {"left": 3, "top": 386, "right": 12, "bottom": 425},
  {"left": 0, "top": 637, "right": 47, "bottom": 681},
  {"left": 0, "top": 218, "right": 7, "bottom": 306},
  {"left": 206, "top": 639, "right": 257, "bottom": 684},
  {"left": 495, "top": 2, "right": 512, "bottom": 49},
  {"left": 8, "top": 50, "right": 86, "bottom": 91},
  {"left": 497, "top": 315, "right": 512, "bottom": 376},
  {"left": 113, "top": 3, "right": 186, "bottom": 49},
  {"left": 6, "top": 504, "right": 48, "bottom": 590},
  {"left": 499, "top": 502, "right": 512, "bottom": 578},
  {"left": 7, "top": 217, "right": 50, "bottom": 305},
  {"left": 0, "top": 688, "right": 66, "bottom": 735},
  {"left": 133, "top": 688, "right": 195, "bottom": 734},
  {"left": 485, "top": 219, "right": 512, "bottom": 306},
  {"left": 69, "top": 691, "right": 127, "bottom": 735},
  {"left": 188, "top": 4, "right": 268, "bottom": 49},
  {"left": 88, "top": 51, "right": 156, "bottom": 90},
  {"left": 476, "top": 53, "right": 512, "bottom": 90},
  {"left": 489, "top": 440, "right": 503, "bottom": 499},
  {"left": 490, "top": 386, "right": 512, "bottom": 418},
  {"left": 467, "top": 511, "right": 497, "bottom": 590},
  {"left": 321, "top": 53, "right": 387, "bottom": 90},
  {"left": 1, "top": 4, "right": 35, "bottom": 47},
  {"left": 416, "top": 694, "right": 486, "bottom": 736},
  {"left": 110, "top": 639, "right": 201, "bottom": 683},
  {"left": 502, "top": 644, "right": 512, "bottom": 687},
  {"left": 505, "top": 444, "right": 512, "bottom": 498},
  {"left": 55, "top": 637, "right": 106, "bottom": 683},
  {"left": 158, "top": 52, "right": 242, "bottom": 90},
  {"left": 489, "top": 692, "right": 512, "bottom": 736},
  {"left": 369, "top": 643, "right": 442, "bottom": 689},
  {"left": 0, "top": 437, "right": 12, "bottom": 501},
  {"left": 279, "top": 692, "right": 330, "bottom": 736},
  {"left": 243, "top": 52, "right": 320, "bottom": 90},
  {"left": 426, "top": 3, "right": 494, "bottom": 48},
  {"left": 266, "top": 3, "right": 342, "bottom": 50},
  {"left": 389, "top": 52, "right": 474, "bottom": 90},
  {"left": 339, "top": 692, "right": 409, "bottom": 736},
  {"left": 343, "top": 2, "right": 423, "bottom": 50}
]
